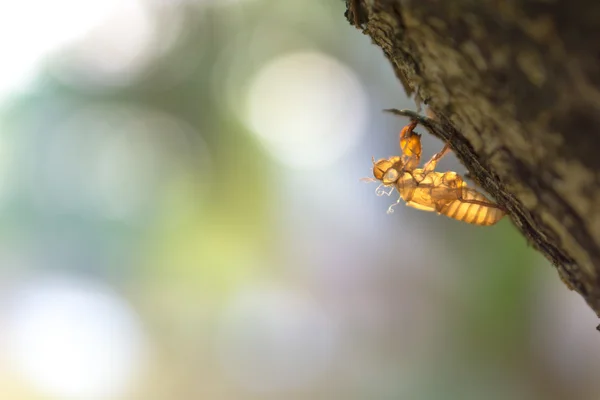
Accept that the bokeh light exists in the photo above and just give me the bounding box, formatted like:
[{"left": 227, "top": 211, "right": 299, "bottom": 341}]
[
  {"left": 3, "top": 275, "right": 148, "bottom": 399},
  {"left": 244, "top": 51, "right": 368, "bottom": 169},
  {"left": 0, "top": 0, "right": 123, "bottom": 98},
  {"left": 48, "top": 0, "right": 178, "bottom": 89}
]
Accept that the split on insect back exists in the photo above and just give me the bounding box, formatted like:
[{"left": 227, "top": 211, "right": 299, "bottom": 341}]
[{"left": 363, "top": 110, "right": 505, "bottom": 226}]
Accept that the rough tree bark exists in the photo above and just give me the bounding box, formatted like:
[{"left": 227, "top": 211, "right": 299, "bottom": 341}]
[{"left": 344, "top": 0, "right": 600, "bottom": 324}]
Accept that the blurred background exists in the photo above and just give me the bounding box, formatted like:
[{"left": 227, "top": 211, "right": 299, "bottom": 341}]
[{"left": 0, "top": 0, "right": 598, "bottom": 399}]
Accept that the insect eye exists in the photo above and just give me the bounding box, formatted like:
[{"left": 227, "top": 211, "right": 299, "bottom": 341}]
[
  {"left": 372, "top": 159, "right": 391, "bottom": 180},
  {"left": 383, "top": 168, "right": 399, "bottom": 184}
]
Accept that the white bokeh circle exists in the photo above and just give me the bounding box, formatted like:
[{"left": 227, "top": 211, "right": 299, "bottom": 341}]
[
  {"left": 243, "top": 51, "right": 369, "bottom": 169},
  {"left": 3, "top": 275, "right": 148, "bottom": 399}
]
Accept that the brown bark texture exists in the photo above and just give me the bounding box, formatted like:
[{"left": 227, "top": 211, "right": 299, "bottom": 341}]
[{"left": 345, "top": 0, "right": 600, "bottom": 321}]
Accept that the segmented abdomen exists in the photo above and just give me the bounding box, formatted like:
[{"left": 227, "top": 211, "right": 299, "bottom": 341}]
[{"left": 439, "top": 188, "right": 504, "bottom": 226}]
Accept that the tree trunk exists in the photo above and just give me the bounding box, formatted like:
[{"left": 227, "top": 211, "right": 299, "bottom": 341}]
[{"left": 345, "top": 0, "right": 600, "bottom": 323}]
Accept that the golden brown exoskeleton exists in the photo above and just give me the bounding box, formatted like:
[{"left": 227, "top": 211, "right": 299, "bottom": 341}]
[{"left": 366, "top": 118, "right": 505, "bottom": 226}]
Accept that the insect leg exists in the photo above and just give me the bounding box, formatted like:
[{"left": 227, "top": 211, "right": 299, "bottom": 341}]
[
  {"left": 449, "top": 175, "right": 504, "bottom": 209},
  {"left": 456, "top": 197, "right": 504, "bottom": 209},
  {"left": 399, "top": 121, "right": 419, "bottom": 153},
  {"left": 460, "top": 185, "right": 506, "bottom": 223},
  {"left": 398, "top": 120, "right": 422, "bottom": 170},
  {"left": 422, "top": 143, "right": 451, "bottom": 173}
]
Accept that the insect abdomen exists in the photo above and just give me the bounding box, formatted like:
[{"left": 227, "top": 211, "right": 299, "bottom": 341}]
[{"left": 439, "top": 188, "right": 504, "bottom": 226}]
